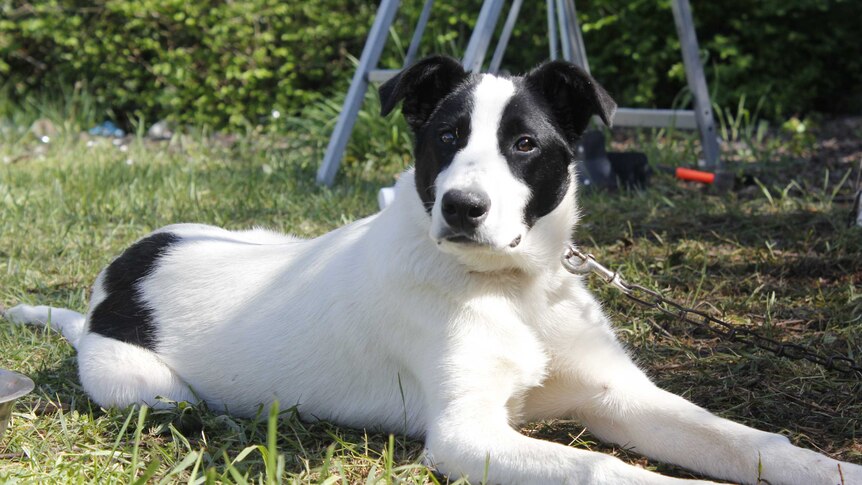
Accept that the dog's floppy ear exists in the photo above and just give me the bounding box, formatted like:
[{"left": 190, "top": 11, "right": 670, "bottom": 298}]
[
  {"left": 379, "top": 55, "right": 468, "bottom": 132},
  {"left": 524, "top": 61, "right": 617, "bottom": 141}
]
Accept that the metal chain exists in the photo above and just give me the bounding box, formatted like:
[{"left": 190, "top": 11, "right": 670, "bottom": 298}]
[{"left": 562, "top": 245, "right": 862, "bottom": 378}]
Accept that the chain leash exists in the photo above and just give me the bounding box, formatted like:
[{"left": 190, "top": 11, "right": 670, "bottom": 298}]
[{"left": 562, "top": 245, "right": 862, "bottom": 378}]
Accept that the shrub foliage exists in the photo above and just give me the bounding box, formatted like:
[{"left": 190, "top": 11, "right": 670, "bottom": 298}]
[
  {"left": 1, "top": 0, "right": 859, "bottom": 127},
  {"left": 0, "top": 0, "right": 377, "bottom": 126}
]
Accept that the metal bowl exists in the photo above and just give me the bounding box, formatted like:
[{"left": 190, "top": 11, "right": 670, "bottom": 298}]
[{"left": 0, "top": 369, "right": 35, "bottom": 440}]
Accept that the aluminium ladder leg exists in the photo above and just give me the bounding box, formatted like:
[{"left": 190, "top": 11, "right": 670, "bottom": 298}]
[
  {"left": 547, "top": 0, "right": 558, "bottom": 60},
  {"left": 404, "top": 0, "right": 435, "bottom": 67},
  {"left": 318, "top": 0, "right": 502, "bottom": 186},
  {"left": 488, "top": 0, "right": 524, "bottom": 74},
  {"left": 462, "top": 0, "right": 507, "bottom": 72},
  {"left": 671, "top": 0, "right": 721, "bottom": 169},
  {"left": 557, "top": 0, "right": 590, "bottom": 73},
  {"left": 317, "top": 0, "right": 401, "bottom": 186}
]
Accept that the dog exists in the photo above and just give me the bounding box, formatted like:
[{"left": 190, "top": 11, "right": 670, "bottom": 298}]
[{"left": 7, "top": 56, "right": 861, "bottom": 484}]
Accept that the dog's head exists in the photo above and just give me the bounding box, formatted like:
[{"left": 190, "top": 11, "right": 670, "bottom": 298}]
[{"left": 380, "top": 56, "right": 615, "bottom": 271}]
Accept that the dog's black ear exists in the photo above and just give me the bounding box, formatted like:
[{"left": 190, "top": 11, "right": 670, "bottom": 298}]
[
  {"left": 524, "top": 61, "right": 616, "bottom": 141},
  {"left": 379, "top": 55, "right": 468, "bottom": 132}
]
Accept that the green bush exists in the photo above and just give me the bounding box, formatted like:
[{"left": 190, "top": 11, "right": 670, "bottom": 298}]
[
  {"left": 1, "top": 0, "right": 859, "bottom": 128},
  {"left": 0, "top": 0, "right": 377, "bottom": 127},
  {"left": 498, "top": 0, "right": 862, "bottom": 120}
]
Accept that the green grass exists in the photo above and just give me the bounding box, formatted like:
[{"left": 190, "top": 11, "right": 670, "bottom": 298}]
[{"left": 1, "top": 99, "right": 861, "bottom": 483}]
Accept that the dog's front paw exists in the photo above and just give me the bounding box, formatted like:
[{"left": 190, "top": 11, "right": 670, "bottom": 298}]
[
  {"left": 760, "top": 444, "right": 862, "bottom": 485},
  {"left": 805, "top": 453, "right": 862, "bottom": 485},
  {"left": 595, "top": 456, "right": 722, "bottom": 485},
  {"left": 838, "top": 460, "right": 862, "bottom": 485}
]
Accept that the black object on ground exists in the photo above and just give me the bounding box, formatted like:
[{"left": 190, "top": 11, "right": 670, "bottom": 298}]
[
  {"left": 580, "top": 130, "right": 742, "bottom": 192},
  {"left": 579, "top": 131, "right": 651, "bottom": 190}
]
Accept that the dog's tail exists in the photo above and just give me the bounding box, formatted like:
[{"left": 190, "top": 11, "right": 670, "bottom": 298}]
[{"left": 4, "top": 304, "right": 86, "bottom": 349}]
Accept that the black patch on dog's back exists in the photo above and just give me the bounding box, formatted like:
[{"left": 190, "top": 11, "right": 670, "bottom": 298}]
[{"left": 89, "top": 232, "right": 180, "bottom": 350}]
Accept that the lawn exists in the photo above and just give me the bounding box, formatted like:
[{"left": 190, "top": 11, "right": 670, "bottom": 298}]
[{"left": 1, "top": 98, "right": 861, "bottom": 483}]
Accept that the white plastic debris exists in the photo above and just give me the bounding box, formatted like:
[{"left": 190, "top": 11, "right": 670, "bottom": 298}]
[
  {"left": 30, "top": 118, "right": 57, "bottom": 139},
  {"left": 147, "top": 120, "right": 173, "bottom": 140},
  {"left": 377, "top": 186, "right": 396, "bottom": 210}
]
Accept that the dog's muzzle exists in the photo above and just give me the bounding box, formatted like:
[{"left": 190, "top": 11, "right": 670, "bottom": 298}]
[
  {"left": 435, "top": 188, "right": 522, "bottom": 249},
  {"left": 441, "top": 189, "right": 490, "bottom": 233}
]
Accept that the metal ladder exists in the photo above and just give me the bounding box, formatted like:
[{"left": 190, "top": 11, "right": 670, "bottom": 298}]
[{"left": 316, "top": 0, "right": 721, "bottom": 186}]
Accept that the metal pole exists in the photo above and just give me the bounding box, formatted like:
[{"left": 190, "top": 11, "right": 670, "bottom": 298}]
[
  {"left": 404, "top": 0, "right": 435, "bottom": 67},
  {"left": 565, "top": 0, "right": 590, "bottom": 73},
  {"left": 557, "top": 0, "right": 588, "bottom": 73},
  {"left": 462, "top": 0, "right": 506, "bottom": 72},
  {"left": 547, "top": 0, "right": 558, "bottom": 60},
  {"left": 489, "top": 0, "right": 524, "bottom": 74},
  {"left": 671, "top": 0, "right": 721, "bottom": 169},
  {"left": 317, "top": 0, "right": 401, "bottom": 186},
  {"left": 555, "top": 0, "right": 572, "bottom": 62}
]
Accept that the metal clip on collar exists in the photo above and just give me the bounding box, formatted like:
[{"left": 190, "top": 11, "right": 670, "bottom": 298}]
[{"left": 562, "top": 245, "right": 632, "bottom": 294}]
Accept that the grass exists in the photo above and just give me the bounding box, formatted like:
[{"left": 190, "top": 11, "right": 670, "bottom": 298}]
[{"left": 1, "top": 95, "right": 861, "bottom": 483}]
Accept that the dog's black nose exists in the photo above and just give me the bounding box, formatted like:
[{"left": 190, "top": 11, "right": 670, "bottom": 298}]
[{"left": 441, "top": 189, "right": 490, "bottom": 231}]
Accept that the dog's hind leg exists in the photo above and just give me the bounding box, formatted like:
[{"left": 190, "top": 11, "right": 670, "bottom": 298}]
[
  {"left": 75, "top": 332, "right": 197, "bottom": 409},
  {"left": 6, "top": 304, "right": 195, "bottom": 409},
  {"left": 6, "top": 304, "right": 86, "bottom": 347}
]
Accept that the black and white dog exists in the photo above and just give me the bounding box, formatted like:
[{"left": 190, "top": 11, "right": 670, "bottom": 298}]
[{"left": 8, "top": 56, "right": 860, "bottom": 484}]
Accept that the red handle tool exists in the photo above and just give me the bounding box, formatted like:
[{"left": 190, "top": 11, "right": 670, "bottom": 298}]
[{"left": 674, "top": 167, "right": 716, "bottom": 184}]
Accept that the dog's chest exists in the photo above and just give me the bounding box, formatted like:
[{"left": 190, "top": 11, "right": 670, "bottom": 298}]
[{"left": 457, "top": 280, "right": 557, "bottom": 391}]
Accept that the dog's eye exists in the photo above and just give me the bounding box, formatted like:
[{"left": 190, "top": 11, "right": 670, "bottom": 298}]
[
  {"left": 440, "top": 131, "right": 457, "bottom": 145},
  {"left": 515, "top": 136, "right": 536, "bottom": 153}
]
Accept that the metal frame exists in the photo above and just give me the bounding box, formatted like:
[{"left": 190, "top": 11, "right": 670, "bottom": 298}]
[
  {"left": 317, "top": 0, "right": 721, "bottom": 186},
  {"left": 557, "top": 0, "right": 589, "bottom": 72},
  {"left": 317, "top": 0, "right": 401, "bottom": 186},
  {"left": 488, "top": 0, "right": 523, "bottom": 74},
  {"left": 671, "top": 0, "right": 721, "bottom": 168},
  {"left": 461, "top": 0, "right": 507, "bottom": 73}
]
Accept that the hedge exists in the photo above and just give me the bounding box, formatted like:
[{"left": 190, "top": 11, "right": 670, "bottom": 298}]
[
  {"left": 1, "top": 0, "right": 859, "bottom": 128},
  {"left": 0, "top": 0, "right": 378, "bottom": 126}
]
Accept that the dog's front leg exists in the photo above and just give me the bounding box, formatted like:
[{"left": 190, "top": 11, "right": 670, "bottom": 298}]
[
  {"left": 421, "top": 318, "right": 717, "bottom": 484},
  {"left": 564, "top": 383, "right": 862, "bottom": 485},
  {"left": 575, "top": 381, "right": 860, "bottom": 485},
  {"left": 526, "top": 286, "right": 861, "bottom": 485},
  {"left": 425, "top": 415, "right": 711, "bottom": 485}
]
